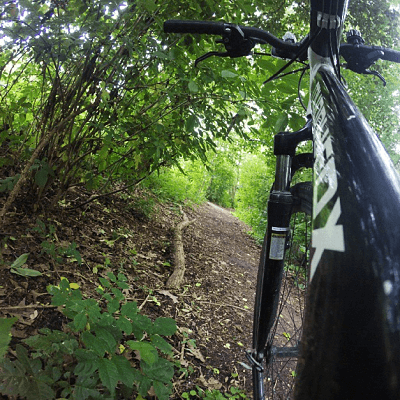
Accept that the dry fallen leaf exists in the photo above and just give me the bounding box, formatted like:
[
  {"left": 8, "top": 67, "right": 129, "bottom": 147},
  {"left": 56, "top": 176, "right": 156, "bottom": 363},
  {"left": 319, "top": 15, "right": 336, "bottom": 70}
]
[
  {"left": 157, "top": 289, "right": 179, "bottom": 304},
  {"left": 29, "top": 309, "right": 39, "bottom": 320},
  {"left": 187, "top": 341, "right": 205, "bottom": 362},
  {"left": 197, "top": 374, "right": 223, "bottom": 390},
  {"left": 207, "top": 377, "right": 223, "bottom": 390}
]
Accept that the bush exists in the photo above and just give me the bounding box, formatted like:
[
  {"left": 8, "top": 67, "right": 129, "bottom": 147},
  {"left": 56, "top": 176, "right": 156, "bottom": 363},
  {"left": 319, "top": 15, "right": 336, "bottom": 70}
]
[
  {"left": 142, "top": 161, "right": 209, "bottom": 204},
  {"left": 234, "top": 153, "right": 272, "bottom": 239},
  {"left": 0, "top": 273, "right": 177, "bottom": 400}
]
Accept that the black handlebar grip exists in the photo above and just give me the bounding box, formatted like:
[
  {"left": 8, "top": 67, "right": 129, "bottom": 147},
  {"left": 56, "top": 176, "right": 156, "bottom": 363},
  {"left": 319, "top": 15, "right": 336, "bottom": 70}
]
[
  {"left": 379, "top": 47, "right": 400, "bottom": 63},
  {"left": 164, "top": 20, "right": 226, "bottom": 35}
]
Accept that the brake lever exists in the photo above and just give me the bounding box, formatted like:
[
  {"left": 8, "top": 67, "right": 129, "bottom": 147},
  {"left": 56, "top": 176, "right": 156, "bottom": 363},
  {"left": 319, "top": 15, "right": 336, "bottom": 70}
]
[
  {"left": 343, "top": 49, "right": 386, "bottom": 85},
  {"left": 342, "top": 30, "right": 386, "bottom": 85},
  {"left": 363, "top": 69, "right": 386, "bottom": 86},
  {"left": 194, "top": 24, "right": 255, "bottom": 66},
  {"left": 194, "top": 51, "right": 229, "bottom": 67}
]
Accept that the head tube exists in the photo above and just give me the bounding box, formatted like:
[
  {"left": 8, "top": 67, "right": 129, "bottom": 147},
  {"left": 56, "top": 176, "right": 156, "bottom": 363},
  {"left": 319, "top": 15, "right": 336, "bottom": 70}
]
[{"left": 310, "top": 0, "right": 349, "bottom": 57}]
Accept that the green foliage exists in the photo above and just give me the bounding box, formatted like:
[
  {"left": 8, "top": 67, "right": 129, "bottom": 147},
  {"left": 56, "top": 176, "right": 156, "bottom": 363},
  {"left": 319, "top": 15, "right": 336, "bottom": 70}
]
[
  {"left": 143, "top": 148, "right": 240, "bottom": 208},
  {"left": 31, "top": 219, "right": 82, "bottom": 265},
  {"left": 0, "top": 317, "right": 18, "bottom": 359},
  {"left": 0, "top": 174, "right": 20, "bottom": 193},
  {"left": 234, "top": 153, "right": 272, "bottom": 239},
  {"left": 182, "top": 385, "right": 248, "bottom": 399},
  {"left": 347, "top": 1, "right": 400, "bottom": 47},
  {"left": 205, "top": 153, "right": 238, "bottom": 208},
  {"left": 9, "top": 252, "right": 42, "bottom": 277},
  {"left": 142, "top": 161, "right": 210, "bottom": 205},
  {"left": 0, "top": 273, "right": 177, "bottom": 400},
  {"left": 0, "top": 0, "right": 399, "bottom": 211},
  {"left": 129, "top": 193, "right": 157, "bottom": 219},
  {"left": 0, "top": 0, "right": 269, "bottom": 207}
]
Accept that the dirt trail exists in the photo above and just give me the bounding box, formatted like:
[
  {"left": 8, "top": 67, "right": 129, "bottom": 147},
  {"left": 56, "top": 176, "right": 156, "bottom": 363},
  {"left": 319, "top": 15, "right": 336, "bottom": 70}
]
[
  {"left": 0, "top": 193, "right": 262, "bottom": 397},
  {"left": 179, "top": 202, "right": 261, "bottom": 391},
  {"left": 139, "top": 201, "right": 262, "bottom": 395}
]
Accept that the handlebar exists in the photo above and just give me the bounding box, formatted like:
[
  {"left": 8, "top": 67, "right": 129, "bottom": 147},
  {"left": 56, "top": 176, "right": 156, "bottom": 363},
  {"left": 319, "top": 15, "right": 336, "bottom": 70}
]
[
  {"left": 164, "top": 20, "right": 227, "bottom": 35},
  {"left": 164, "top": 20, "right": 301, "bottom": 54},
  {"left": 341, "top": 44, "right": 400, "bottom": 64},
  {"left": 164, "top": 19, "right": 400, "bottom": 75}
]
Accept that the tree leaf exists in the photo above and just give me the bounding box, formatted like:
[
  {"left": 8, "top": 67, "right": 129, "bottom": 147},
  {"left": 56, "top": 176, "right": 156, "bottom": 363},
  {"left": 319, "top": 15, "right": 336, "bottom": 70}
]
[
  {"left": 153, "top": 380, "right": 172, "bottom": 400},
  {"left": 257, "top": 58, "right": 279, "bottom": 74},
  {"left": 0, "top": 317, "right": 18, "bottom": 358},
  {"left": 74, "top": 349, "right": 99, "bottom": 376},
  {"left": 10, "top": 253, "right": 30, "bottom": 269},
  {"left": 185, "top": 114, "right": 197, "bottom": 132},
  {"left": 73, "top": 313, "right": 87, "bottom": 332},
  {"left": 221, "top": 70, "right": 238, "bottom": 78},
  {"left": 127, "top": 341, "right": 158, "bottom": 365},
  {"left": 131, "top": 314, "right": 152, "bottom": 340},
  {"left": 73, "top": 376, "right": 102, "bottom": 400},
  {"left": 116, "top": 316, "right": 132, "bottom": 335},
  {"left": 275, "top": 113, "right": 289, "bottom": 132},
  {"left": 139, "top": 0, "right": 157, "bottom": 12},
  {"left": 289, "top": 113, "right": 307, "bottom": 130},
  {"left": 98, "top": 358, "right": 119, "bottom": 395},
  {"left": 69, "top": 282, "right": 80, "bottom": 289},
  {"left": 107, "top": 297, "right": 120, "bottom": 314},
  {"left": 96, "top": 327, "right": 117, "bottom": 354},
  {"left": 188, "top": 80, "right": 199, "bottom": 93},
  {"left": 98, "top": 277, "right": 111, "bottom": 288},
  {"left": 153, "top": 51, "right": 168, "bottom": 59},
  {"left": 120, "top": 302, "right": 138, "bottom": 320},
  {"left": 116, "top": 280, "right": 129, "bottom": 290},
  {"left": 107, "top": 272, "right": 117, "bottom": 282},
  {"left": 15, "top": 345, "right": 39, "bottom": 375},
  {"left": 0, "top": 357, "right": 55, "bottom": 400},
  {"left": 137, "top": 376, "right": 152, "bottom": 397},
  {"left": 141, "top": 357, "right": 174, "bottom": 383},
  {"left": 110, "top": 287, "right": 124, "bottom": 301},
  {"left": 152, "top": 317, "right": 177, "bottom": 336},
  {"left": 150, "top": 334, "right": 172, "bottom": 355},
  {"left": 111, "top": 355, "right": 139, "bottom": 388},
  {"left": 81, "top": 331, "right": 106, "bottom": 357},
  {"left": 10, "top": 267, "right": 42, "bottom": 277},
  {"left": 277, "top": 81, "right": 297, "bottom": 95},
  {"left": 34, "top": 167, "right": 49, "bottom": 188}
]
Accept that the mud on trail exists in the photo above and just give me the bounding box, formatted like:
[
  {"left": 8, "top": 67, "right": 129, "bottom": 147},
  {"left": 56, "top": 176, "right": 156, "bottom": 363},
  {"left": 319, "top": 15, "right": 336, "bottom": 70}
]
[{"left": 0, "top": 190, "right": 261, "bottom": 398}]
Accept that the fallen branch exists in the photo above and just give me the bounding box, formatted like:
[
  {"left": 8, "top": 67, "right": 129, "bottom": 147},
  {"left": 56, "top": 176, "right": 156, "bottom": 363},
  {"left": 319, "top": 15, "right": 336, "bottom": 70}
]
[
  {"left": 196, "top": 300, "right": 251, "bottom": 312},
  {"left": 1, "top": 304, "right": 56, "bottom": 310},
  {"left": 166, "top": 206, "right": 196, "bottom": 289}
]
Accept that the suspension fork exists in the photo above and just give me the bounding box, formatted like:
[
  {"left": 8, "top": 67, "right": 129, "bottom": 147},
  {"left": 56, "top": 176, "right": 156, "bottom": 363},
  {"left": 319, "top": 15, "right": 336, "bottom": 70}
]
[
  {"left": 268, "top": 118, "right": 313, "bottom": 263},
  {"left": 254, "top": 120, "right": 313, "bottom": 360}
]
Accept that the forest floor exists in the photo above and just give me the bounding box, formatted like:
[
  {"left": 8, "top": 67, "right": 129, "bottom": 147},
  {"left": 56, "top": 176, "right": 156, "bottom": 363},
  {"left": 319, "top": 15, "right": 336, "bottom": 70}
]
[{"left": 0, "top": 188, "right": 262, "bottom": 398}]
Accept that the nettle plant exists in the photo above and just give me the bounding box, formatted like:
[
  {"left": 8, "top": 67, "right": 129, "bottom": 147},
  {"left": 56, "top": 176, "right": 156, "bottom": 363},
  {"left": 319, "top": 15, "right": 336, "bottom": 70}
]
[{"left": 0, "top": 272, "right": 177, "bottom": 400}]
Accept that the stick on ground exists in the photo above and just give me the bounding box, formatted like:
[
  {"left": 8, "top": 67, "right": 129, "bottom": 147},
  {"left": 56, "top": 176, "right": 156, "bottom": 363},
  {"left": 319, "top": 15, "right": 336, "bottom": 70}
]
[{"left": 166, "top": 206, "right": 196, "bottom": 289}]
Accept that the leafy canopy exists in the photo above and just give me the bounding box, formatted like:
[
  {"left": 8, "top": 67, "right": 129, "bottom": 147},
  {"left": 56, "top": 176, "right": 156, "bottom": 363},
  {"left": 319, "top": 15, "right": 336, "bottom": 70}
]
[{"left": 0, "top": 0, "right": 399, "bottom": 208}]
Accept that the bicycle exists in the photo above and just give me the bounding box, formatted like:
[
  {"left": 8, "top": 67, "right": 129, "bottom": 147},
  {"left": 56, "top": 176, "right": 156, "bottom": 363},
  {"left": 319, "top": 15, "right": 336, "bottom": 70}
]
[{"left": 164, "top": 1, "right": 400, "bottom": 399}]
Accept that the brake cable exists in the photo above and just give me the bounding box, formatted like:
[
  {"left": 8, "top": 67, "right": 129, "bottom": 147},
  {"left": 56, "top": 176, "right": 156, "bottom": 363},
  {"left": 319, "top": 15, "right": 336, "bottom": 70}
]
[
  {"left": 263, "top": 27, "right": 321, "bottom": 84},
  {"left": 298, "top": 67, "right": 309, "bottom": 111}
]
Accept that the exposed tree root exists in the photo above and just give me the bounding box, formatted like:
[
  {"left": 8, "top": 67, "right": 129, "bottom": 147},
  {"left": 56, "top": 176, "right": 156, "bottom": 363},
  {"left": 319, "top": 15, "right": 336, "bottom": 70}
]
[{"left": 166, "top": 206, "right": 196, "bottom": 289}]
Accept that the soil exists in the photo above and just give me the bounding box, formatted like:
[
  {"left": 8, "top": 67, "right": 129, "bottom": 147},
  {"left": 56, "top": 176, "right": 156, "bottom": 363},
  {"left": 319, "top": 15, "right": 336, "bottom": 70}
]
[{"left": 0, "top": 189, "right": 262, "bottom": 398}]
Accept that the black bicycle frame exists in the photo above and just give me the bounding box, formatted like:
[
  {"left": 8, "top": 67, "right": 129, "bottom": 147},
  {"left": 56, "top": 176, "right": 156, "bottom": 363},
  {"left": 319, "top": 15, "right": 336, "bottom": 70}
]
[{"left": 295, "top": 62, "right": 400, "bottom": 399}]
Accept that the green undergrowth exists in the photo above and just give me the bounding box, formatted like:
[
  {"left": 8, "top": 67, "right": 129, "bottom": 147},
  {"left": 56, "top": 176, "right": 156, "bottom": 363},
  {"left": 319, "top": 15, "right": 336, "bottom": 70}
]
[
  {"left": 0, "top": 272, "right": 178, "bottom": 400},
  {"left": 141, "top": 163, "right": 209, "bottom": 206},
  {"left": 0, "top": 211, "right": 252, "bottom": 400},
  {"left": 182, "top": 386, "right": 248, "bottom": 399}
]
